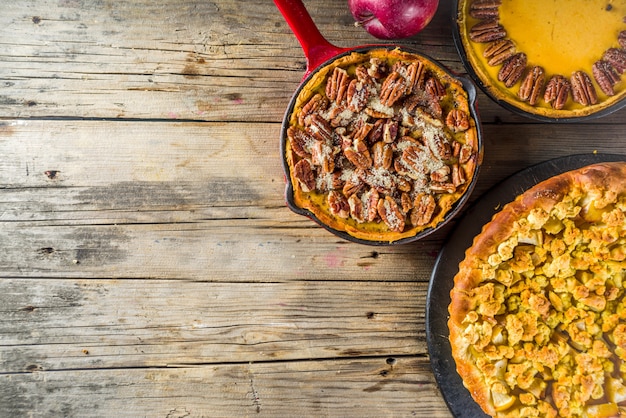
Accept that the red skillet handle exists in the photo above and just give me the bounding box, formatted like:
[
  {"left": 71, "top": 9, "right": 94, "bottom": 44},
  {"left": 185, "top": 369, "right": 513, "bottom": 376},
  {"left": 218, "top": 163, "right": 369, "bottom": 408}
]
[{"left": 273, "top": 0, "right": 348, "bottom": 77}]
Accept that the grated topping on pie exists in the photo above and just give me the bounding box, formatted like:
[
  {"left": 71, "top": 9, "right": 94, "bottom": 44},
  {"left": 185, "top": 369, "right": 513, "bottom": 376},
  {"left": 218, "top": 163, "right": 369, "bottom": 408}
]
[
  {"left": 449, "top": 162, "right": 626, "bottom": 417},
  {"left": 285, "top": 48, "right": 480, "bottom": 242}
]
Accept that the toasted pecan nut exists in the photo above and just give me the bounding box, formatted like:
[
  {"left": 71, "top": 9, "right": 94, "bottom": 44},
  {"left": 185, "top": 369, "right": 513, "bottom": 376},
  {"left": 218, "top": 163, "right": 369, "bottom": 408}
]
[
  {"left": 483, "top": 39, "right": 516, "bottom": 66},
  {"left": 469, "top": 0, "right": 501, "bottom": 19},
  {"left": 371, "top": 141, "right": 393, "bottom": 170},
  {"left": 326, "top": 67, "right": 350, "bottom": 104},
  {"left": 288, "top": 126, "right": 313, "bottom": 159},
  {"left": 346, "top": 79, "right": 369, "bottom": 113},
  {"left": 404, "top": 61, "right": 426, "bottom": 94},
  {"left": 343, "top": 139, "right": 372, "bottom": 170},
  {"left": 347, "top": 194, "right": 365, "bottom": 223},
  {"left": 570, "top": 71, "right": 598, "bottom": 106},
  {"left": 619, "top": 30, "right": 626, "bottom": 49},
  {"left": 592, "top": 60, "right": 620, "bottom": 96},
  {"left": 293, "top": 159, "right": 316, "bottom": 192},
  {"left": 426, "top": 77, "right": 447, "bottom": 100},
  {"left": 405, "top": 89, "right": 443, "bottom": 120},
  {"left": 518, "top": 66, "right": 545, "bottom": 105},
  {"left": 328, "top": 190, "right": 350, "bottom": 219},
  {"left": 498, "top": 53, "right": 527, "bottom": 88},
  {"left": 544, "top": 75, "right": 571, "bottom": 110},
  {"left": 446, "top": 109, "right": 470, "bottom": 132},
  {"left": 452, "top": 164, "right": 466, "bottom": 187},
  {"left": 603, "top": 48, "right": 626, "bottom": 74},
  {"left": 308, "top": 114, "right": 334, "bottom": 143},
  {"left": 377, "top": 196, "right": 405, "bottom": 232},
  {"left": 469, "top": 19, "right": 506, "bottom": 43},
  {"left": 299, "top": 94, "right": 328, "bottom": 126},
  {"left": 380, "top": 71, "right": 409, "bottom": 106},
  {"left": 411, "top": 193, "right": 436, "bottom": 226}
]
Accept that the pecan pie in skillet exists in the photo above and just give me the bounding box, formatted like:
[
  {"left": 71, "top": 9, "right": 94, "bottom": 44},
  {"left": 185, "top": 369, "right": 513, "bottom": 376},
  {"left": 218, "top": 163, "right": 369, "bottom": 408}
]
[
  {"left": 449, "top": 162, "right": 626, "bottom": 417},
  {"left": 284, "top": 48, "right": 480, "bottom": 243}
]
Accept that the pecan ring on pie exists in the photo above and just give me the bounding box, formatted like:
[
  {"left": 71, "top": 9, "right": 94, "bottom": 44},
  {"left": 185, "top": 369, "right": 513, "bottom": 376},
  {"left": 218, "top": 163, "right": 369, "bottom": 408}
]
[
  {"left": 456, "top": 0, "right": 626, "bottom": 120},
  {"left": 281, "top": 47, "right": 482, "bottom": 244}
]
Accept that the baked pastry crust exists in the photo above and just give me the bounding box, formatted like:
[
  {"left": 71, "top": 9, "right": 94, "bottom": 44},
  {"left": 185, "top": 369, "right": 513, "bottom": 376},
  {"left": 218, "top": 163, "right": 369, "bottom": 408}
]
[
  {"left": 285, "top": 48, "right": 480, "bottom": 243},
  {"left": 457, "top": 0, "right": 626, "bottom": 119},
  {"left": 448, "top": 162, "right": 626, "bottom": 417}
]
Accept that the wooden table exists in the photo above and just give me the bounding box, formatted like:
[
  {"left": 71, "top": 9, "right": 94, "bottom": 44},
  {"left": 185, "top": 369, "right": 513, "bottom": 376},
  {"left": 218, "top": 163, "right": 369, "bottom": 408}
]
[{"left": 1, "top": 1, "right": 625, "bottom": 416}]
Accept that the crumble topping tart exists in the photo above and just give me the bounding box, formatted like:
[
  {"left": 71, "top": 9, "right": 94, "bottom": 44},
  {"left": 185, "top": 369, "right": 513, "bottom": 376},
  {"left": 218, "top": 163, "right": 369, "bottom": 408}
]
[
  {"left": 448, "top": 162, "right": 626, "bottom": 417},
  {"left": 284, "top": 48, "right": 480, "bottom": 243}
]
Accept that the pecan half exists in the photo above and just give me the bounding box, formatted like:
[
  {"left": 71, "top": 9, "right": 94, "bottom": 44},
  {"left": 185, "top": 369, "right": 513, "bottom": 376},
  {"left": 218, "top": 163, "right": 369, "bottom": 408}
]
[
  {"left": 469, "top": 0, "right": 501, "bottom": 19},
  {"left": 288, "top": 126, "right": 313, "bottom": 158},
  {"left": 293, "top": 159, "right": 316, "bottom": 192},
  {"left": 570, "top": 71, "right": 598, "bottom": 106},
  {"left": 544, "top": 75, "right": 571, "bottom": 110},
  {"left": 458, "top": 144, "right": 474, "bottom": 164},
  {"left": 308, "top": 114, "right": 334, "bottom": 143},
  {"left": 380, "top": 71, "right": 409, "bottom": 106},
  {"left": 469, "top": 19, "right": 506, "bottom": 43},
  {"left": 401, "top": 145, "right": 427, "bottom": 176},
  {"left": 343, "top": 138, "right": 373, "bottom": 169},
  {"left": 404, "top": 61, "right": 425, "bottom": 95},
  {"left": 430, "top": 182, "right": 456, "bottom": 194},
  {"left": 377, "top": 196, "right": 405, "bottom": 232},
  {"left": 299, "top": 94, "right": 329, "bottom": 126},
  {"left": 364, "top": 188, "right": 380, "bottom": 222},
  {"left": 483, "top": 39, "right": 515, "bottom": 66},
  {"left": 367, "top": 119, "right": 385, "bottom": 144},
  {"left": 452, "top": 164, "right": 466, "bottom": 187},
  {"left": 350, "top": 119, "right": 374, "bottom": 142},
  {"left": 401, "top": 192, "right": 413, "bottom": 213},
  {"left": 382, "top": 119, "right": 399, "bottom": 143},
  {"left": 326, "top": 67, "right": 350, "bottom": 104},
  {"left": 430, "top": 165, "right": 451, "bottom": 183},
  {"left": 430, "top": 133, "right": 452, "bottom": 160},
  {"left": 619, "top": 30, "right": 626, "bottom": 49},
  {"left": 310, "top": 140, "right": 335, "bottom": 173},
  {"left": 347, "top": 79, "right": 369, "bottom": 113},
  {"left": 425, "top": 77, "right": 447, "bottom": 100},
  {"left": 405, "top": 89, "right": 442, "bottom": 120},
  {"left": 348, "top": 194, "right": 365, "bottom": 223},
  {"left": 446, "top": 109, "right": 470, "bottom": 132},
  {"left": 498, "top": 53, "right": 527, "bottom": 88},
  {"left": 371, "top": 141, "right": 393, "bottom": 170},
  {"left": 342, "top": 175, "right": 364, "bottom": 197},
  {"left": 603, "top": 48, "right": 626, "bottom": 74},
  {"left": 518, "top": 66, "right": 545, "bottom": 105},
  {"left": 328, "top": 190, "right": 350, "bottom": 219},
  {"left": 411, "top": 193, "right": 436, "bottom": 226},
  {"left": 592, "top": 60, "right": 620, "bottom": 96}
]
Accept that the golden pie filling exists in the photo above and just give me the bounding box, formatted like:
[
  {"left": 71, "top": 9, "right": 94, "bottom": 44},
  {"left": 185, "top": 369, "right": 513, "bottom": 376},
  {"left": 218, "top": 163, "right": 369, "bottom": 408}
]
[
  {"left": 458, "top": 0, "right": 626, "bottom": 119},
  {"left": 449, "top": 162, "right": 626, "bottom": 417},
  {"left": 285, "top": 48, "right": 480, "bottom": 243}
]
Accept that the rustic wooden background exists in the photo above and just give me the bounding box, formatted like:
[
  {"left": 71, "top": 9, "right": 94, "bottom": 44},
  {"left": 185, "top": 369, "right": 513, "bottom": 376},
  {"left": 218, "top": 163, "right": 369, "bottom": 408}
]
[{"left": 1, "top": 0, "right": 625, "bottom": 416}]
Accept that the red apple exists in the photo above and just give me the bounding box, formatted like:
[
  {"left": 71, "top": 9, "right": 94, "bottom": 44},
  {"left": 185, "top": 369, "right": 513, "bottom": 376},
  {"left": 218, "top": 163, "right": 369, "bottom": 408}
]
[{"left": 348, "top": 0, "right": 439, "bottom": 40}]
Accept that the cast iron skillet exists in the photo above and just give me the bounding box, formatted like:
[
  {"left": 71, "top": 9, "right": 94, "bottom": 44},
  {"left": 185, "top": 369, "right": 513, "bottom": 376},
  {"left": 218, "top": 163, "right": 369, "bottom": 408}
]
[{"left": 274, "top": 0, "right": 484, "bottom": 245}]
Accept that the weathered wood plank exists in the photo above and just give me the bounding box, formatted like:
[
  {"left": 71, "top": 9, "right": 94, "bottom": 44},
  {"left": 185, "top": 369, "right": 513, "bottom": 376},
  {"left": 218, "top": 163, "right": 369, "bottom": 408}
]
[
  {"left": 0, "top": 279, "right": 426, "bottom": 372},
  {"left": 2, "top": 0, "right": 622, "bottom": 124},
  {"left": 0, "top": 119, "right": 624, "bottom": 279},
  {"left": 1, "top": 357, "right": 452, "bottom": 417}
]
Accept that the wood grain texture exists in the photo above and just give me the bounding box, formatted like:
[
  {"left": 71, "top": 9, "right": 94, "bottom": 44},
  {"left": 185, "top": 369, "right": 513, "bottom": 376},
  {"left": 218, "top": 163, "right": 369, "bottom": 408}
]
[{"left": 1, "top": 0, "right": 626, "bottom": 416}]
